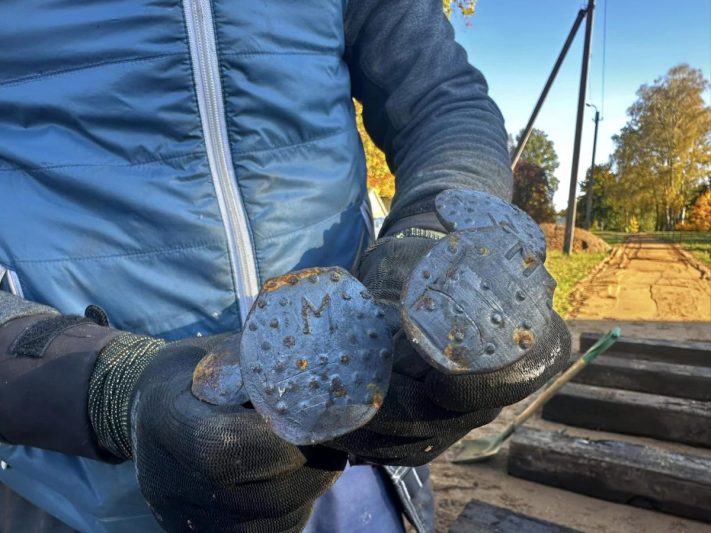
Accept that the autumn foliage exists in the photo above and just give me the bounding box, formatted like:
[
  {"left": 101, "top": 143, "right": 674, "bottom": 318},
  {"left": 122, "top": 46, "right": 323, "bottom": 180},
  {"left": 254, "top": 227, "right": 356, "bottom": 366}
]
[
  {"left": 355, "top": 100, "right": 395, "bottom": 199},
  {"left": 612, "top": 65, "right": 711, "bottom": 231},
  {"left": 512, "top": 162, "right": 556, "bottom": 223},
  {"left": 678, "top": 190, "right": 711, "bottom": 231}
]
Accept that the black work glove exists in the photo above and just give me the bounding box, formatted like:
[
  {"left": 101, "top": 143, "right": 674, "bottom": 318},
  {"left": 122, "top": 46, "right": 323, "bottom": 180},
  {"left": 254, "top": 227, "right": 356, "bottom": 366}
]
[
  {"left": 90, "top": 333, "right": 346, "bottom": 533},
  {"left": 0, "top": 291, "right": 345, "bottom": 532},
  {"left": 333, "top": 190, "right": 570, "bottom": 465}
]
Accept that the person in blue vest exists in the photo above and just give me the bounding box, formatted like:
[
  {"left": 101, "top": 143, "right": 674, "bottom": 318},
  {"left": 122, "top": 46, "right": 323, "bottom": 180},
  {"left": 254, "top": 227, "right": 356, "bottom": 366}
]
[{"left": 0, "top": 0, "right": 570, "bottom": 531}]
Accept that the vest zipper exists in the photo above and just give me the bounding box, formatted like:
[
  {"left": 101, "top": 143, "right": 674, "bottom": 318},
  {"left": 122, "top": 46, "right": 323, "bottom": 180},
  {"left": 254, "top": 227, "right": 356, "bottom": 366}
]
[{"left": 183, "top": 0, "right": 260, "bottom": 324}]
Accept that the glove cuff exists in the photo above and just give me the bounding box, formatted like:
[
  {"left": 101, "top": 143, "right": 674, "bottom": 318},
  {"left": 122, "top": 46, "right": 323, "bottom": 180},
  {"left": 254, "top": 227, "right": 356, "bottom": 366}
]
[
  {"left": 382, "top": 211, "right": 447, "bottom": 238},
  {"left": 89, "top": 334, "right": 165, "bottom": 460},
  {"left": 0, "top": 304, "right": 123, "bottom": 460}
]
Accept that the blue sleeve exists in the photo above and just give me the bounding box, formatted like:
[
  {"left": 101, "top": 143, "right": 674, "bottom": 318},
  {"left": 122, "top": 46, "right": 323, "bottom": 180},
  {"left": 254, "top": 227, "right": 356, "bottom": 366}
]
[{"left": 344, "top": 0, "right": 514, "bottom": 231}]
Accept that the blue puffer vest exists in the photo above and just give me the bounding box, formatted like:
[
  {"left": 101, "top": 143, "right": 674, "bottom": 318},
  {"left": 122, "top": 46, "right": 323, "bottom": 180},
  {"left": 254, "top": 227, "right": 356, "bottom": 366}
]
[{"left": 0, "top": 0, "right": 374, "bottom": 530}]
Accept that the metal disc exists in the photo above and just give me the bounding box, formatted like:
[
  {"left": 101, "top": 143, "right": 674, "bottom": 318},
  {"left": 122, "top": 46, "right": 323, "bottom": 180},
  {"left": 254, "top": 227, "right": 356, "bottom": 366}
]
[
  {"left": 434, "top": 189, "right": 547, "bottom": 261},
  {"left": 240, "top": 267, "right": 394, "bottom": 445},
  {"left": 191, "top": 334, "right": 249, "bottom": 406},
  {"left": 401, "top": 226, "right": 556, "bottom": 375}
]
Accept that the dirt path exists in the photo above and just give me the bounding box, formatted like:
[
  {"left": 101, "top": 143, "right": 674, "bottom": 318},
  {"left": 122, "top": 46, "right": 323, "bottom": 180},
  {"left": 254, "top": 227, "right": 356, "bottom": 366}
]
[{"left": 570, "top": 236, "right": 711, "bottom": 321}]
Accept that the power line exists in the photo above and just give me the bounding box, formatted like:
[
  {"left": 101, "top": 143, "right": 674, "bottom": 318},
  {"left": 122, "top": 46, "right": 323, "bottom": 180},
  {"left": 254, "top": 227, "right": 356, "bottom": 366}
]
[{"left": 601, "top": 0, "right": 608, "bottom": 118}]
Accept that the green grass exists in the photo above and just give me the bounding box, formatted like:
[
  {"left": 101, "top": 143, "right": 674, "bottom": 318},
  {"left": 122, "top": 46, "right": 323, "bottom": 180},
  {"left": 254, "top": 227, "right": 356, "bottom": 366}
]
[
  {"left": 688, "top": 246, "right": 711, "bottom": 266},
  {"left": 593, "top": 230, "right": 711, "bottom": 266},
  {"left": 546, "top": 251, "right": 608, "bottom": 318},
  {"left": 592, "top": 231, "right": 630, "bottom": 245}
]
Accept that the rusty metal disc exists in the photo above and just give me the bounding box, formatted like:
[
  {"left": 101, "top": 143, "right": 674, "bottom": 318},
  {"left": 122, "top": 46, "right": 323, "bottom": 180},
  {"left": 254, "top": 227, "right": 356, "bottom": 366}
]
[
  {"left": 240, "top": 267, "right": 394, "bottom": 445},
  {"left": 434, "top": 189, "right": 547, "bottom": 261},
  {"left": 191, "top": 334, "right": 249, "bottom": 406},
  {"left": 401, "top": 225, "right": 556, "bottom": 375}
]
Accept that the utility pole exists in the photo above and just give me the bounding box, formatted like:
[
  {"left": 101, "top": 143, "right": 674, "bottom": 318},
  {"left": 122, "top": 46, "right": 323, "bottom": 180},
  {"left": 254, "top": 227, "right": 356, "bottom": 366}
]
[
  {"left": 584, "top": 104, "right": 601, "bottom": 229},
  {"left": 563, "top": 0, "right": 595, "bottom": 255},
  {"left": 511, "top": 9, "right": 587, "bottom": 170}
]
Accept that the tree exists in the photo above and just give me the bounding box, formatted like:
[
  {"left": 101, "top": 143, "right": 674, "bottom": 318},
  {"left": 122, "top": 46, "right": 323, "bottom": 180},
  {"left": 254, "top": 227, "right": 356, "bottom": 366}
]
[
  {"left": 359, "top": 1, "right": 477, "bottom": 200},
  {"left": 355, "top": 101, "right": 395, "bottom": 199},
  {"left": 626, "top": 215, "right": 640, "bottom": 234},
  {"left": 612, "top": 65, "right": 711, "bottom": 230},
  {"left": 442, "top": 0, "right": 477, "bottom": 18},
  {"left": 515, "top": 128, "right": 560, "bottom": 192},
  {"left": 512, "top": 161, "right": 556, "bottom": 223},
  {"left": 576, "top": 164, "right": 623, "bottom": 230},
  {"left": 687, "top": 190, "right": 711, "bottom": 231}
]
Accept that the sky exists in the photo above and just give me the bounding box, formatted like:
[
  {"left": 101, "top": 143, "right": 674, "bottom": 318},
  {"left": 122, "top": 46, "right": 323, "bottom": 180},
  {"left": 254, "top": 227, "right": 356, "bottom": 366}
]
[{"left": 451, "top": 0, "right": 711, "bottom": 210}]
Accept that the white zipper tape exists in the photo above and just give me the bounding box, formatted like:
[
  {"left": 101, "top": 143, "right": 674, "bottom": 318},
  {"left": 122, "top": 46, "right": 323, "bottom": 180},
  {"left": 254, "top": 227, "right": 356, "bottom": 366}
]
[{"left": 183, "top": 0, "right": 261, "bottom": 325}]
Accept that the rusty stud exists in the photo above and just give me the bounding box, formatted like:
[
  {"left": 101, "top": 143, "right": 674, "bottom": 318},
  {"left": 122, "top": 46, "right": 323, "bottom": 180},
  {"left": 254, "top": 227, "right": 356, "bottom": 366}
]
[
  {"left": 330, "top": 376, "right": 347, "bottom": 397},
  {"left": 288, "top": 275, "right": 299, "bottom": 285}
]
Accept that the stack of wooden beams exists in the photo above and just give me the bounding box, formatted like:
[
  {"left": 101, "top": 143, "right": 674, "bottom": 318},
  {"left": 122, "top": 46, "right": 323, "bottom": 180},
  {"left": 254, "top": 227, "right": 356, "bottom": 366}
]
[{"left": 507, "top": 334, "right": 711, "bottom": 523}]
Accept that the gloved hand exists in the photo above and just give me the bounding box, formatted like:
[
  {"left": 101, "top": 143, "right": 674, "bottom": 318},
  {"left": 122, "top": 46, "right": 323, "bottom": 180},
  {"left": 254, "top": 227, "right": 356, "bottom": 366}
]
[
  {"left": 0, "top": 292, "right": 345, "bottom": 533},
  {"left": 332, "top": 189, "right": 570, "bottom": 465},
  {"left": 91, "top": 333, "right": 346, "bottom": 533}
]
